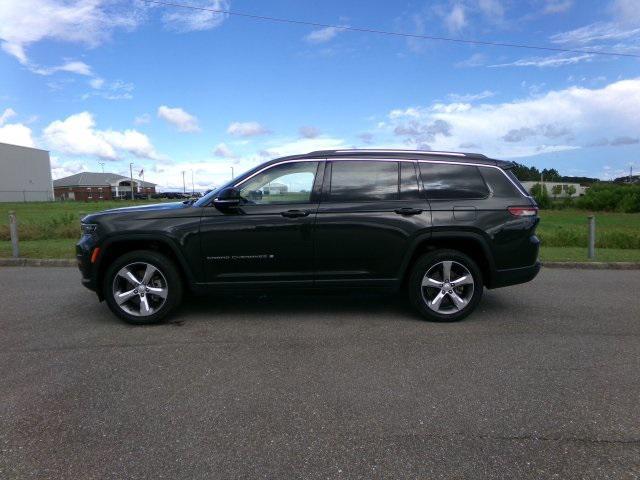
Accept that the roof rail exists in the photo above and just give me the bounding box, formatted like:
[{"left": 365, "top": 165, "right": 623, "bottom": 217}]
[{"left": 306, "top": 149, "right": 487, "bottom": 158}]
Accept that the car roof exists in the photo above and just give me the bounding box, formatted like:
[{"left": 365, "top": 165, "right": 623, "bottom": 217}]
[{"left": 268, "top": 149, "right": 513, "bottom": 168}]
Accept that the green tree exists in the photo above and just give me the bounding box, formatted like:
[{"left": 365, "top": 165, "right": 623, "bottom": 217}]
[
  {"left": 566, "top": 185, "right": 576, "bottom": 197},
  {"left": 530, "top": 183, "right": 551, "bottom": 209},
  {"left": 551, "top": 184, "right": 562, "bottom": 199},
  {"left": 542, "top": 168, "right": 561, "bottom": 182}
]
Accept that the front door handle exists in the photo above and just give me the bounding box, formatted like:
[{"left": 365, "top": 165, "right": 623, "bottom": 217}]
[
  {"left": 281, "top": 209, "right": 310, "bottom": 218},
  {"left": 394, "top": 207, "right": 423, "bottom": 216}
]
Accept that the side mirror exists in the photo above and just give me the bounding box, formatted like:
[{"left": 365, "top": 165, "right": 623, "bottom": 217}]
[{"left": 213, "top": 187, "right": 241, "bottom": 209}]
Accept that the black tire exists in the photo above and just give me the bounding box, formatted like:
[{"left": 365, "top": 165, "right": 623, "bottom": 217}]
[
  {"left": 408, "top": 249, "right": 483, "bottom": 322},
  {"left": 103, "top": 250, "right": 183, "bottom": 325}
]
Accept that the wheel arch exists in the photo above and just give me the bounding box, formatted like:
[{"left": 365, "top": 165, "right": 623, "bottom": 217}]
[
  {"left": 400, "top": 229, "right": 496, "bottom": 288},
  {"left": 94, "top": 234, "right": 194, "bottom": 300}
]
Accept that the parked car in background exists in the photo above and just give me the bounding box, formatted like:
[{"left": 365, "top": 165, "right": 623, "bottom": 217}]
[{"left": 77, "top": 149, "right": 540, "bottom": 324}]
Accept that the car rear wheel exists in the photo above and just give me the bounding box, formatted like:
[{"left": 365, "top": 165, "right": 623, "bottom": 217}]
[
  {"left": 408, "top": 249, "right": 483, "bottom": 322},
  {"left": 103, "top": 250, "right": 183, "bottom": 325}
]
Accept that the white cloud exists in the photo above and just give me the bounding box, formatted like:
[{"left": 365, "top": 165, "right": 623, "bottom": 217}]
[
  {"left": 478, "top": 0, "right": 504, "bottom": 18},
  {"left": 101, "top": 129, "right": 161, "bottom": 160},
  {"left": 304, "top": 26, "right": 346, "bottom": 44},
  {"left": 455, "top": 53, "right": 487, "bottom": 68},
  {"left": 611, "top": 0, "right": 640, "bottom": 26},
  {"left": 90, "top": 77, "right": 105, "bottom": 89},
  {"left": 50, "top": 156, "right": 90, "bottom": 180},
  {"left": 227, "top": 121, "right": 270, "bottom": 137},
  {"left": 157, "top": 105, "right": 201, "bottom": 133},
  {"left": 444, "top": 4, "right": 467, "bottom": 34},
  {"left": 0, "top": 0, "right": 141, "bottom": 65},
  {"left": 542, "top": 0, "right": 573, "bottom": 14},
  {"left": 0, "top": 108, "right": 37, "bottom": 147},
  {"left": 261, "top": 136, "right": 347, "bottom": 158},
  {"left": 134, "top": 113, "right": 151, "bottom": 125},
  {"left": 386, "top": 78, "right": 640, "bottom": 158},
  {"left": 550, "top": 21, "right": 640, "bottom": 45},
  {"left": 32, "top": 60, "right": 93, "bottom": 76},
  {"left": 0, "top": 108, "right": 17, "bottom": 125},
  {"left": 299, "top": 126, "right": 321, "bottom": 138},
  {"left": 43, "top": 111, "right": 162, "bottom": 160},
  {"left": 162, "top": 0, "right": 229, "bottom": 32},
  {"left": 490, "top": 52, "right": 595, "bottom": 68},
  {"left": 447, "top": 90, "right": 496, "bottom": 102},
  {"left": 83, "top": 79, "right": 134, "bottom": 100},
  {"left": 0, "top": 123, "right": 35, "bottom": 148},
  {"left": 213, "top": 142, "right": 236, "bottom": 158}
]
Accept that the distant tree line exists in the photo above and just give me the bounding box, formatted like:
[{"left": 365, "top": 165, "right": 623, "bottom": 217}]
[{"left": 511, "top": 162, "right": 599, "bottom": 184}]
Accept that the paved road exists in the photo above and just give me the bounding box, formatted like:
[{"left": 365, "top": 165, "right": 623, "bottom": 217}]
[{"left": 1, "top": 267, "right": 639, "bottom": 479}]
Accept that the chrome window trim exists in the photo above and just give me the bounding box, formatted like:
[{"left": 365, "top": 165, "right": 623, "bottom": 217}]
[
  {"left": 332, "top": 149, "right": 467, "bottom": 157},
  {"left": 233, "top": 157, "right": 530, "bottom": 199}
]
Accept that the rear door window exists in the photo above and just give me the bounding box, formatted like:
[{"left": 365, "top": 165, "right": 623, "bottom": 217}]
[
  {"left": 329, "top": 161, "right": 399, "bottom": 201},
  {"left": 400, "top": 161, "right": 421, "bottom": 200},
  {"left": 419, "top": 163, "right": 489, "bottom": 199}
]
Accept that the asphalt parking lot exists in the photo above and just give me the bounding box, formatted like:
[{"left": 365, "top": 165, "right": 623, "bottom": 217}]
[{"left": 1, "top": 267, "right": 639, "bottom": 479}]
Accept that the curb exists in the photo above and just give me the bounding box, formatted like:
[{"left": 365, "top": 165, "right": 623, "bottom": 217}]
[
  {"left": 0, "top": 258, "right": 76, "bottom": 267},
  {"left": 542, "top": 261, "right": 640, "bottom": 270}
]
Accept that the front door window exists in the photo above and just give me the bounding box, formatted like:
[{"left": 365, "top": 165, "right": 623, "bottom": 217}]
[{"left": 239, "top": 162, "right": 318, "bottom": 204}]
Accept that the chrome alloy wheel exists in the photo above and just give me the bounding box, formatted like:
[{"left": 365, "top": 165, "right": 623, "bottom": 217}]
[
  {"left": 420, "top": 260, "right": 475, "bottom": 315},
  {"left": 112, "top": 262, "right": 168, "bottom": 317}
]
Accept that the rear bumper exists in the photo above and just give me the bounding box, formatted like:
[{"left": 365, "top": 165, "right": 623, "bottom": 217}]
[{"left": 489, "top": 261, "right": 541, "bottom": 289}]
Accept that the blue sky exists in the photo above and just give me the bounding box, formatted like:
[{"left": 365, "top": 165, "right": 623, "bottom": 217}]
[{"left": 1, "top": 0, "right": 639, "bottom": 190}]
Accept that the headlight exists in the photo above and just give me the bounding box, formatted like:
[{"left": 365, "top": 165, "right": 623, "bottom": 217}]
[{"left": 81, "top": 223, "right": 98, "bottom": 235}]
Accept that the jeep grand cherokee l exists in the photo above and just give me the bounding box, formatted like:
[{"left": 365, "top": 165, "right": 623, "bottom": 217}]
[{"left": 77, "top": 149, "right": 540, "bottom": 324}]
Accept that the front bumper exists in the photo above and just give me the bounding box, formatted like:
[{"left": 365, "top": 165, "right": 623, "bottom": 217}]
[
  {"left": 489, "top": 261, "right": 541, "bottom": 289},
  {"left": 76, "top": 235, "right": 98, "bottom": 292}
]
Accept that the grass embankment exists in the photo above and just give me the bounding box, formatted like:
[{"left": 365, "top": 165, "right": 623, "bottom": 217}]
[{"left": 1, "top": 203, "right": 639, "bottom": 261}]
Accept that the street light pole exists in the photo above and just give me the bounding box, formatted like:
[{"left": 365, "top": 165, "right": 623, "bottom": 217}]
[
  {"left": 231, "top": 166, "right": 234, "bottom": 180},
  {"left": 191, "top": 170, "right": 195, "bottom": 195},
  {"left": 182, "top": 171, "right": 186, "bottom": 194},
  {"left": 129, "top": 163, "right": 134, "bottom": 200}
]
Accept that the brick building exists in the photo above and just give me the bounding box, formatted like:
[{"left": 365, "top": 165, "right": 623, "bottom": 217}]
[{"left": 53, "top": 172, "right": 156, "bottom": 201}]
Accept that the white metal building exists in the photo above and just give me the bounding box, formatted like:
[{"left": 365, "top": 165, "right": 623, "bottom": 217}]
[
  {"left": 520, "top": 181, "right": 588, "bottom": 198},
  {"left": 0, "top": 142, "right": 53, "bottom": 202}
]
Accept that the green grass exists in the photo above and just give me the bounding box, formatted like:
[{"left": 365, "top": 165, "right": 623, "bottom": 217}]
[
  {"left": 537, "top": 209, "right": 640, "bottom": 249},
  {"left": 2, "top": 203, "right": 640, "bottom": 261},
  {"left": 540, "top": 246, "right": 640, "bottom": 262},
  {"left": 0, "top": 238, "right": 76, "bottom": 259},
  {"left": 0, "top": 199, "right": 168, "bottom": 241}
]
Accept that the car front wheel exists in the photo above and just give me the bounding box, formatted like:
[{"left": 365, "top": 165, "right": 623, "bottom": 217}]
[
  {"left": 408, "top": 249, "right": 483, "bottom": 322},
  {"left": 103, "top": 250, "right": 183, "bottom": 325}
]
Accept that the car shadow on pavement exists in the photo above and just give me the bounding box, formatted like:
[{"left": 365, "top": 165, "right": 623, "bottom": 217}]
[{"left": 166, "top": 289, "right": 511, "bottom": 327}]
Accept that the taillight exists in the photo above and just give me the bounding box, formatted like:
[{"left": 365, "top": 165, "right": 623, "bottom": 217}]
[{"left": 508, "top": 206, "right": 538, "bottom": 217}]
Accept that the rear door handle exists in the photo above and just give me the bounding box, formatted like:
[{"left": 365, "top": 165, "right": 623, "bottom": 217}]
[
  {"left": 394, "top": 207, "right": 423, "bottom": 216},
  {"left": 281, "top": 209, "right": 310, "bottom": 218}
]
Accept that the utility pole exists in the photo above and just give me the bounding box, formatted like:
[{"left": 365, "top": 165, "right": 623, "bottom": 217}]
[
  {"left": 129, "top": 163, "right": 134, "bottom": 200},
  {"left": 191, "top": 170, "right": 195, "bottom": 195},
  {"left": 182, "top": 171, "right": 186, "bottom": 194},
  {"left": 99, "top": 162, "right": 105, "bottom": 173},
  {"left": 231, "top": 166, "right": 234, "bottom": 180}
]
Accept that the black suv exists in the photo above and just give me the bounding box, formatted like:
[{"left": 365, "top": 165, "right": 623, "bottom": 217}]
[{"left": 77, "top": 149, "right": 540, "bottom": 324}]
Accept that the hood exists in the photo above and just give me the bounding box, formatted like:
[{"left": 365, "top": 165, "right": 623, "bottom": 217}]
[{"left": 82, "top": 201, "right": 189, "bottom": 223}]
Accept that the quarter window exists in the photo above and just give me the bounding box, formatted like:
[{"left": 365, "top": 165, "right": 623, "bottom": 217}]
[
  {"left": 239, "top": 161, "right": 318, "bottom": 204},
  {"left": 419, "top": 163, "right": 489, "bottom": 199},
  {"left": 330, "top": 161, "right": 398, "bottom": 201}
]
